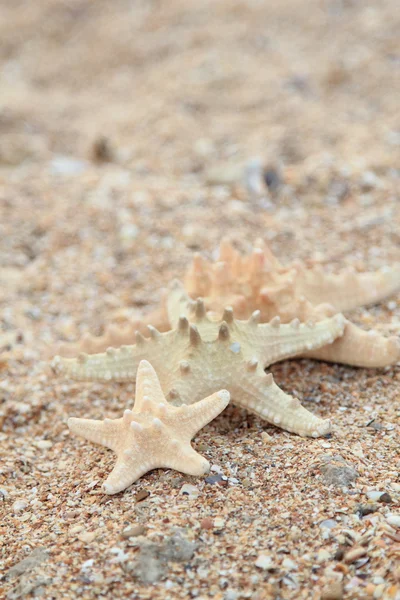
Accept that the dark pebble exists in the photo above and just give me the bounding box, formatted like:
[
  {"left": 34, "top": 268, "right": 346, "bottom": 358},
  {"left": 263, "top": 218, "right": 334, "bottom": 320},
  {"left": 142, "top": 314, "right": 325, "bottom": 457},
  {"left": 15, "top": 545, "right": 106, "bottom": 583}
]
[
  {"left": 205, "top": 474, "right": 225, "bottom": 485},
  {"left": 356, "top": 503, "right": 378, "bottom": 517},
  {"left": 378, "top": 492, "right": 392, "bottom": 504},
  {"left": 135, "top": 490, "right": 150, "bottom": 502}
]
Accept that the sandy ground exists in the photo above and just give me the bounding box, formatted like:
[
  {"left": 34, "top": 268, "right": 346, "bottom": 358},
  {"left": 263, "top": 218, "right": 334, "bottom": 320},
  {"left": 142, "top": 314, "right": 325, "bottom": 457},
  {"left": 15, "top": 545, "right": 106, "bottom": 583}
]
[{"left": 1, "top": 0, "right": 400, "bottom": 598}]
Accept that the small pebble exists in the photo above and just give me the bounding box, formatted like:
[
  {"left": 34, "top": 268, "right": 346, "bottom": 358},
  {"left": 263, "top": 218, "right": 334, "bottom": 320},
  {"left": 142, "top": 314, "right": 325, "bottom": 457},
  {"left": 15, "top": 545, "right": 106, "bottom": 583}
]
[
  {"left": 200, "top": 518, "right": 213, "bottom": 530},
  {"left": 12, "top": 500, "right": 28, "bottom": 512},
  {"left": 319, "top": 519, "right": 337, "bottom": 529},
  {"left": 321, "top": 581, "right": 343, "bottom": 600},
  {"left": 255, "top": 553, "right": 275, "bottom": 570},
  {"left": 317, "top": 549, "right": 331, "bottom": 562},
  {"left": 344, "top": 547, "right": 368, "bottom": 564},
  {"left": 180, "top": 484, "right": 199, "bottom": 498},
  {"left": 263, "top": 167, "right": 282, "bottom": 192},
  {"left": 214, "top": 517, "right": 225, "bottom": 529},
  {"left": 386, "top": 514, "right": 400, "bottom": 529},
  {"left": 378, "top": 492, "right": 392, "bottom": 504},
  {"left": 366, "top": 491, "right": 384, "bottom": 501},
  {"left": 135, "top": 490, "right": 150, "bottom": 502},
  {"left": 356, "top": 503, "right": 378, "bottom": 517},
  {"left": 79, "top": 531, "right": 98, "bottom": 543},
  {"left": 121, "top": 524, "right": 147, "bottom": 539},
  {"left": 282, "top": 558, "right": 297, "bottom": 571},
  {"left": 0, "top": 488, "right": 9, "bottom": 500},
  {"left": 35, "top": 440, "right": 53, "bottom": 450},
  {"left": 205, "top": 474, "right": 225, "bottom": 485}
]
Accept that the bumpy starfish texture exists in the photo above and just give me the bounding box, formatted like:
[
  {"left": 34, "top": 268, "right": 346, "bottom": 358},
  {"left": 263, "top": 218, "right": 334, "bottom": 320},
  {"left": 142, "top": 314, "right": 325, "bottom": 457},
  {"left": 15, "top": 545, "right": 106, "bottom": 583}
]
[
  {"left": 54, "top": 305, "right": 346, "bottom": 438},
  {"left": 183, "top": 240, "right": 400, "bottom": 368},
  {"left": 185, "top": 238, "right": 400, "bottom": 314},
  {"left": 68, "top": 360, "right": 230, "bottom": 493},
  {"left": 55, "top": 240, "right": 400, "bottom": 368},
  {"left": 166, "top": 281, "right": 400, "bottom": 369}
]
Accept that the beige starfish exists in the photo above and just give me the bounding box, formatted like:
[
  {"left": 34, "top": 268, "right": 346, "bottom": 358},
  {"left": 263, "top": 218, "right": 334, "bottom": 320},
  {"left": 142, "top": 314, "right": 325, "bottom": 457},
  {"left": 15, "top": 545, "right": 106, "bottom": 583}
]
[
  {"left": 55, "top": 240, "right": 400, "bottom": 368},
  {"left": 185, "top": 238, "right": 400, "bottom": 314},
  {"left": 68, "top": 360, "right": 230, "bottom": 494},
  {"left": 54, "top": 305, "right": 346, "bottom": 438},
  {"left": 182, "top": 239, "right": 400, "bottom": 368}
]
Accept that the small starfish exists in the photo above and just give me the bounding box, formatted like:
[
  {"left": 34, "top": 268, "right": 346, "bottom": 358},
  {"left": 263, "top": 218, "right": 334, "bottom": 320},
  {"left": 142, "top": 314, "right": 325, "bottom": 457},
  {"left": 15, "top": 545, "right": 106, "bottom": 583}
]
[
  {"left": 68, "top": 360, "right": 230, "bottom": 493},
  {"left": 54, "top": 306, "right": 346, "bottom": 438}
]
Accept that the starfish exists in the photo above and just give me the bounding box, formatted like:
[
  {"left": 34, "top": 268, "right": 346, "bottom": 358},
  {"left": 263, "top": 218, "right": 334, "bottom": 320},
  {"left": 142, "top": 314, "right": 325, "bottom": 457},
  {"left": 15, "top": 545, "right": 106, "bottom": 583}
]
[
  {"left": 55, "top": 240, "right": 400, "bottom": 368},
  {"left": 185, "top": 238, "right": 400, "bottom": 314},
  {"left": 53, "top": 304, "right": 346, "bottom": 438},
  {"left": 68, "top": 360, "right": 230, "bottom": 493}
]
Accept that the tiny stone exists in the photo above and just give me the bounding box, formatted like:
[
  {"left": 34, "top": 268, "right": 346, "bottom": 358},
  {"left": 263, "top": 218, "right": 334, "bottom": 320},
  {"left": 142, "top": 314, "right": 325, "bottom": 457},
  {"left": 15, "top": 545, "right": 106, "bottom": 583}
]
[
  {"left": 121, "top": 524, "right": 147, "bottom": 539},
  {"left": 255, "top": 553, "right": 275, "bottom": 570},
  {"left": 366, "top": 490, "right": 384, "bottom": 501},
  {"left": 319, "top": 519, "right": 337, "bottom": 529},
  {"left": 13, "top": 500, "right": 28, "bottom": 512},
  {"left": 35, "top": 440, "right": 53, "bottom": 450},
  {"left": 321, "top": 581, "right": 343, "bottom": 600},
  {"left": 0, "top": 488, "right": 9, "bottom": 500},
  {"left": 225, "top": 590, "right": 239, "bottom": 600},
  {"left": 135, "top": 490, "right": 150, "bottom": 502},
  {"left": 180, "top": 484, "right": 199, "bottom": 498},
  {"left": 386, "top": 514, "right": 400, "bottom": 529},
  {"left": 69, "top": 525, "right": 84, "bottom": 535},
  {"left": 214, "top": 517, "right": 225, "bottom": 529},
  {"left": 200, "top": 518, "right": 213, "bottom": 530},
  {"left": 378, "top": 492, "right": 392, "bottom": 504},
  {"left": 343, "top": 547, "right": 368, "bottom": 564},
  {"left": 263, "top": 167, "right": 282, "bottom": 192},
  {"left": 317, "top": 549, "right": 331, "bottom": 562},
  {"left": 356, "top": 503, "right": 378, "bottom": 517},
  {"left": 320, "top": 455, "right": 358, "bottom": 487},
  {"left": 282, "top": 558, "right": 297, "bottom": 570},
  {"left": 205, "top": 473, "right": 225, "bottom": 485},
  {"left": 78, "top": 531, "right": 98, "bottom": 543}
]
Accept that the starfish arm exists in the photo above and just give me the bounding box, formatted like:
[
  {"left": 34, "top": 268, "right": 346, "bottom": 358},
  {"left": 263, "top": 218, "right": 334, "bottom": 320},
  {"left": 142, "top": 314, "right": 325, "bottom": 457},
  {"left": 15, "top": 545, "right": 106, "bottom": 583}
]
[
  {"left": 295, "top": 264, "right": 400, "bottom": 312},
  {"left": 134, "top": 360, "right": 167, "bottom": 410},
  {"left": 52, "top": 326, "right": 185, "bottom": 383},
  {"left": 243, "top": 313, "right": 346, "bottom": 367},
  {"left": 102, "top": 455, "right": 153, "bottom": 494},
  {"left": 160, "top": 442, "right": 210, "bottom": 477},
  {"left": 163, "top": 390, "right": 230, "bottom": 439},
  {"left": 302, "top": 321, "right": 400, "bottom": 367},
  {"left": 232, "top": 369, "right": 331, "bottom": 438},
  {"left": 52, "top": 344, "right": 144, "bottom": 381},
  {"left": 54, "top": 305, "right": 170, "bottom": 359},
  {"left": 68, "top": 417, "right": 122, "bottom": 452}
]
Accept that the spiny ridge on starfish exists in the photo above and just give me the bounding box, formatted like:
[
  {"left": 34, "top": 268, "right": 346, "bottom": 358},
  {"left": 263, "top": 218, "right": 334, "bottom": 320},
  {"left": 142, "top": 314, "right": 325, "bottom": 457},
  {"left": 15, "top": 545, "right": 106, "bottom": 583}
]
[
  {"left": 53, "top": 303, "right": 345, "bottom": 437},
  {"left": 68, "top": 360, "right": 230, "bottom": 494},
  {"left": 167, "top": 281, "right": 400, "bottom": 369},
  {"left": 55, "top": 305, "right": 168, "bottom": 359},
  {"left": 185, "top": 238, "right": 400, "bottom": 314}
]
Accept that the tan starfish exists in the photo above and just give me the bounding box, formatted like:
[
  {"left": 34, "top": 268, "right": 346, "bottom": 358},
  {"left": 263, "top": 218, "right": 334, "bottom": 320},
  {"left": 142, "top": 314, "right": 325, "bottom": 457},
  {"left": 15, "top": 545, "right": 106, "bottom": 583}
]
[
  {"left": 55, "top": 240, "right": 400, "bottom": 368},
  {"left": 54, "top": 306, "right": 345, "bottom": 438},
  {"left": 182, "top": 240, "right": 400, "bottom": 368},
  {"left": 68, "top": 360, "right": 230, "bottom": 494},
  {"left": 185, "top": 238, "right": 400, "bottom": 314}
]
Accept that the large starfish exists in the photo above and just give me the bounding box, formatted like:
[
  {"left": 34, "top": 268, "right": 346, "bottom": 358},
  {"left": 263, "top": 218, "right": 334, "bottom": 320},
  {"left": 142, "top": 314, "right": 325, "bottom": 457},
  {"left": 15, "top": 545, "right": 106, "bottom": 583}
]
[
  {"left": 68, "top": 360, "right": 230, "bottom": 493},
  {"left": 53, "top": 305, "right": 345, "bottom": 438},
  {"left": 55, "top": 240, "right": 400, "bottom": 368}
]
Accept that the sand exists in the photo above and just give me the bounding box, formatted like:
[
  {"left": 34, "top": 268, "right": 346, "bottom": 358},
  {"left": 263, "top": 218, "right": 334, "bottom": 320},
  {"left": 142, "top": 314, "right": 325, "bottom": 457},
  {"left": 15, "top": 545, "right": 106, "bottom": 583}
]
[{"left": 0, "top": 1, "right": 400, "bottom": 598}]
